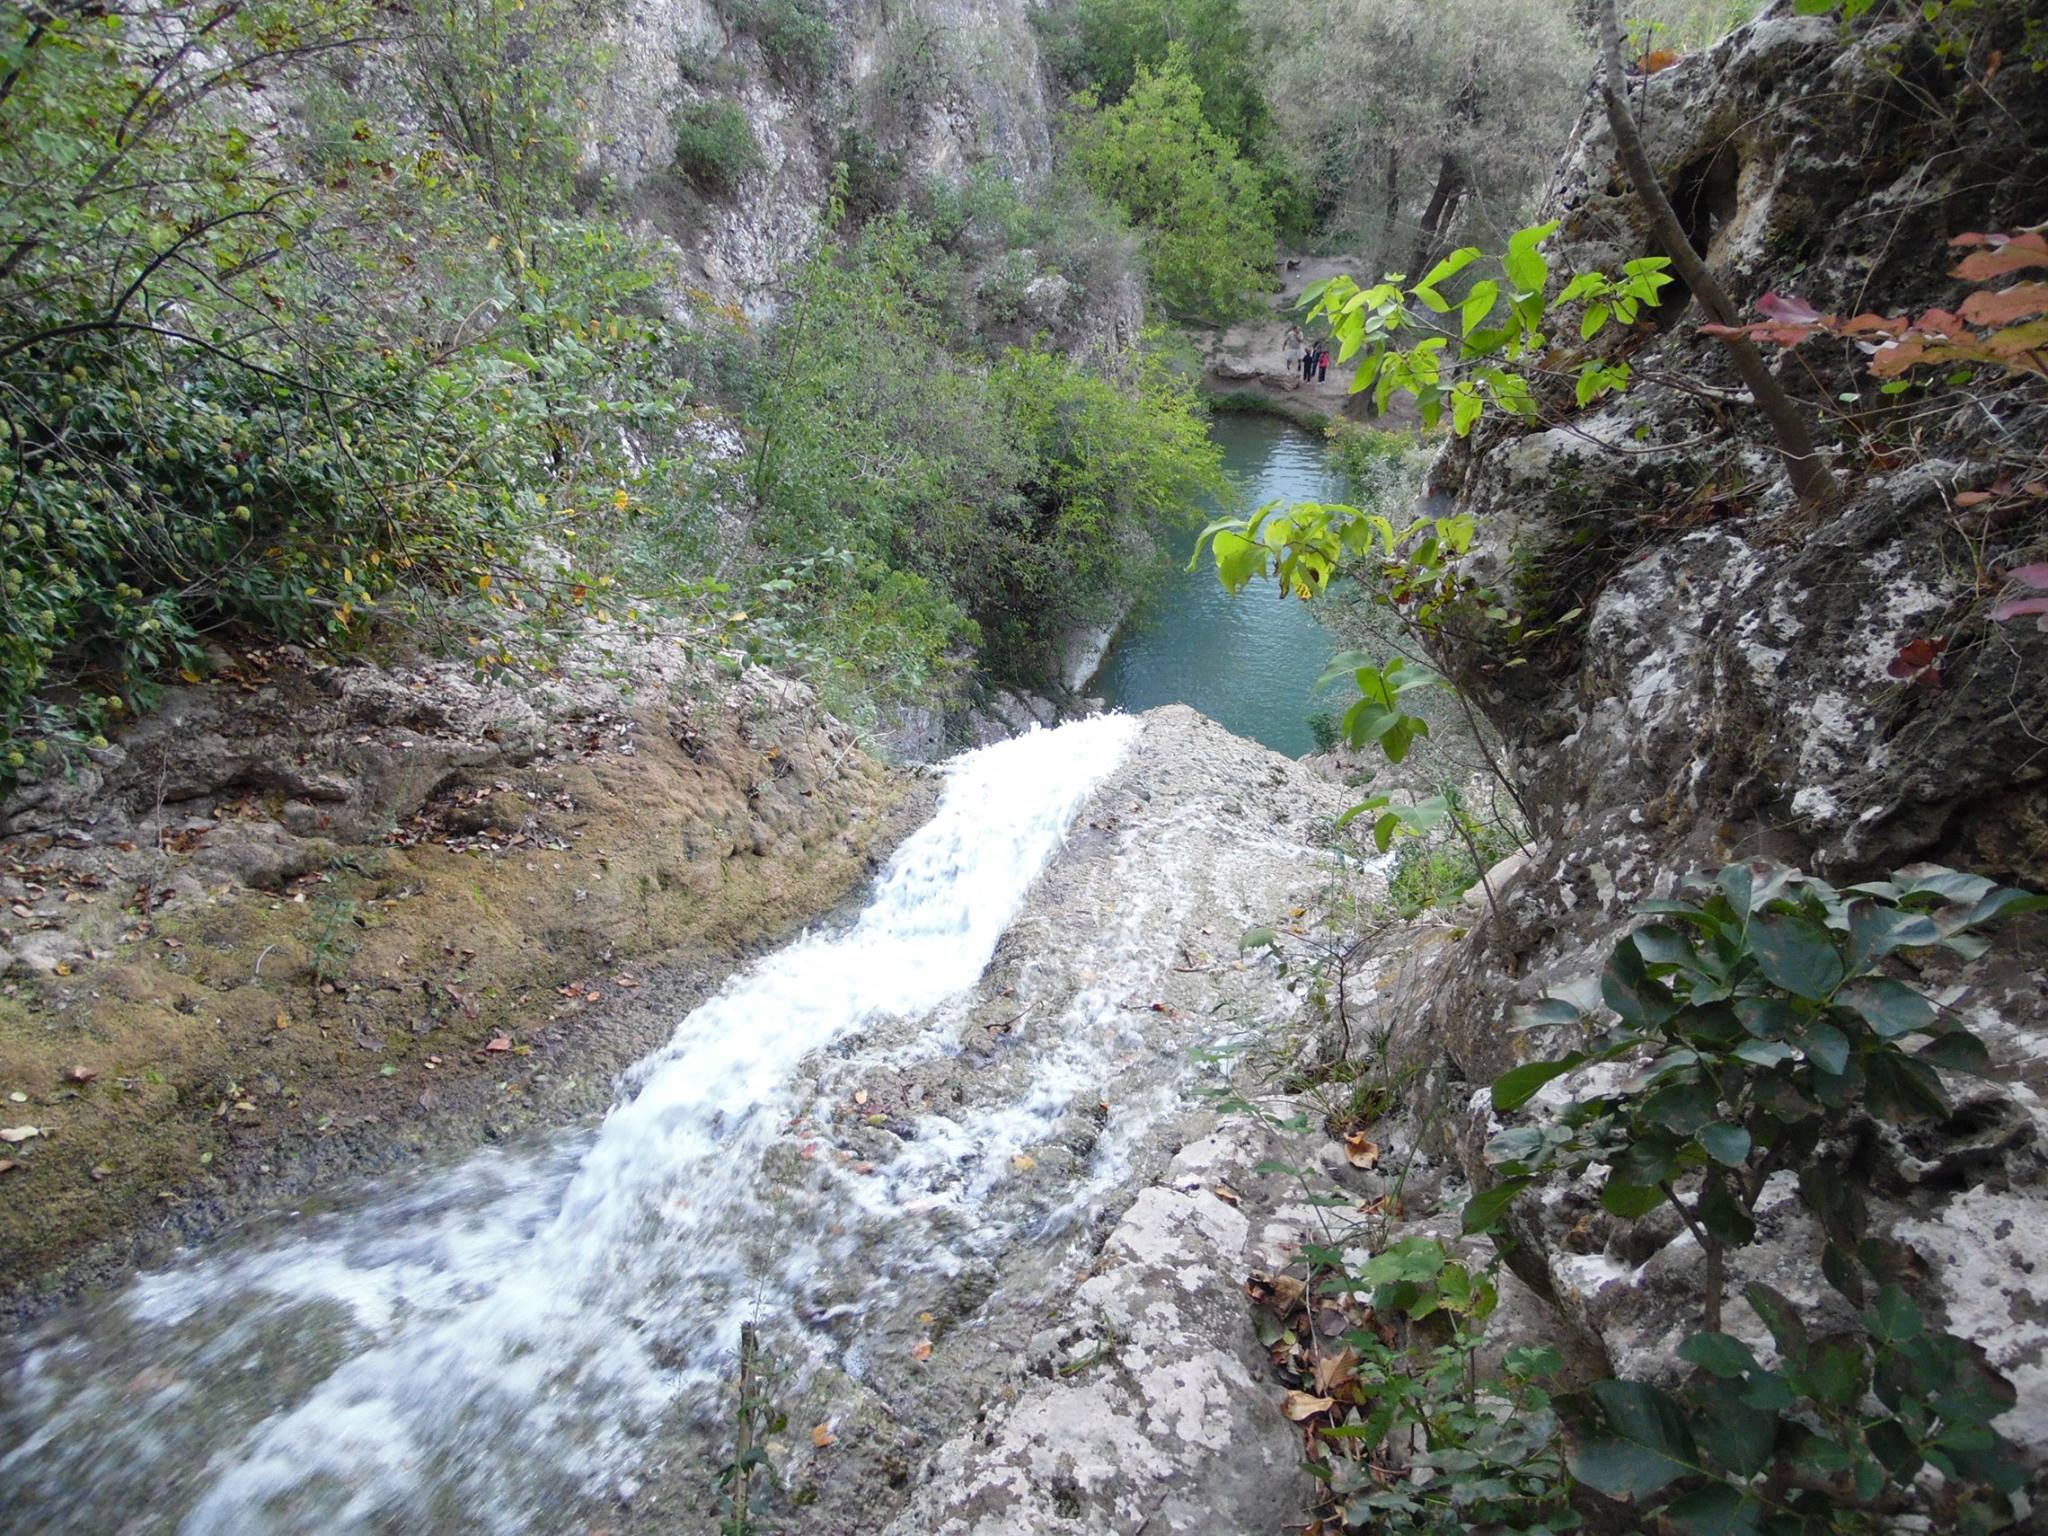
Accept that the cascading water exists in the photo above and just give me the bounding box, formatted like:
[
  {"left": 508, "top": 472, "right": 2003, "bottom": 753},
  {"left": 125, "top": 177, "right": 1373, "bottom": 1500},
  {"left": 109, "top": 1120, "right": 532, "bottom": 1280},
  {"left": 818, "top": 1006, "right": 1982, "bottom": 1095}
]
[{"left": 0, "top": 716, "right": 1145, "bottom": 1534}]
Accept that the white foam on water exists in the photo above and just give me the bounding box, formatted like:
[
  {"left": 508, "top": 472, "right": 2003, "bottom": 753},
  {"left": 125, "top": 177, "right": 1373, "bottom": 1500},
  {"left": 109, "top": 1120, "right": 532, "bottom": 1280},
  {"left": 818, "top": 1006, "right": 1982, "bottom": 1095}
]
[{"left": 0, "top": 716, "right": 1140, "bottom": 1534}]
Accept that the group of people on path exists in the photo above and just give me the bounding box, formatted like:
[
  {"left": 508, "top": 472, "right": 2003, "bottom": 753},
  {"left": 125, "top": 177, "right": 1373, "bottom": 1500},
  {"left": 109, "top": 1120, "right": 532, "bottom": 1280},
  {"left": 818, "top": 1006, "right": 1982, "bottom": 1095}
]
[{"left": 1284, "top": 324, "right": 1329, "bottom": 384}]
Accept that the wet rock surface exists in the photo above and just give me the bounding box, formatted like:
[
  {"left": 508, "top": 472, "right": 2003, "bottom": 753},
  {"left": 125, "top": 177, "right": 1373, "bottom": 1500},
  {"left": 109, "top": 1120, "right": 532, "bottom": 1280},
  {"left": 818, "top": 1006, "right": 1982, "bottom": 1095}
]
[{"left": 0, "top": 628, "right": 913, "bottom": 1310}]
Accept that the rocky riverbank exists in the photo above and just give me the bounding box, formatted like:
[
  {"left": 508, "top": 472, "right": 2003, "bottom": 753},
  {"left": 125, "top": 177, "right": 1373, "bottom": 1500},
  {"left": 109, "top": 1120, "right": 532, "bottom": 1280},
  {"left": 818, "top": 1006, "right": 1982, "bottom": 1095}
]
[{"left": 0, "top": 629, "right": 924, "bottom": 1315}]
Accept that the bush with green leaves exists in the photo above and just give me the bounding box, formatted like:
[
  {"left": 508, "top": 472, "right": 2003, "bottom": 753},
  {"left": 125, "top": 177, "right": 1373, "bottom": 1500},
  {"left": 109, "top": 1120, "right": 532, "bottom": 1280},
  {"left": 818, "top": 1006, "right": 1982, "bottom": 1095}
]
[
  {"left": 1300, "top": 221, "right": 1673, "bottom": 432},
  {"left": 1064, "top": 45, "right": 1276, "bottom": 324},
  {"left": 746, "top": 213, "right": 1224, "bottom": 697},
  {"left": 674, "top": 101, "right": 764, "bottom": 193},
  {"left": 1239, "top": 1132, "right": 1581, "bottom": 1535},
  {"left": 0, "top": 0, "right": 691, "bottom": 786},
  {"left": 1467, "top": 858, "right": 2038, "bottom": 1533},
  {"left": 718, "top": 0, "right": 836, "bottom": 83}
]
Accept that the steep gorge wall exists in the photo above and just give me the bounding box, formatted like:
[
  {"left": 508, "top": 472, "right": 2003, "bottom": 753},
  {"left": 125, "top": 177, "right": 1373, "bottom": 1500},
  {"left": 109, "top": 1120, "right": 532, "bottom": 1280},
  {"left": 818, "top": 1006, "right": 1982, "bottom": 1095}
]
[
  {"left": 583, "top": 0, "right": 1141, "bottom": 351},
  {"left": 1366, "top": 0, "right": 2048, "bottom": 1466}
]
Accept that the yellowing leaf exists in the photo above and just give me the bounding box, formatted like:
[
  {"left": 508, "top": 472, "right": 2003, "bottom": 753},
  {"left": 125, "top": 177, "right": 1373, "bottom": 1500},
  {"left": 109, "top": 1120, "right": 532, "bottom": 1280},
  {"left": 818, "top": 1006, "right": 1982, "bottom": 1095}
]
[
  {"left": 1010, "top": 1152, "right": 1036, "bottom": 1172},
  {"left": 810, "top": 1422, "right": 836, "bottom": 1447},
  {"left": 910, "top": 1339, "right": 933, "bottom": 1362},
  {"left": 1283, "top": 1391, "right": 1335, "bottom": 1421},
  {"left": 1343, "top": 1133, "right": 1381, "bottom": 1170}
]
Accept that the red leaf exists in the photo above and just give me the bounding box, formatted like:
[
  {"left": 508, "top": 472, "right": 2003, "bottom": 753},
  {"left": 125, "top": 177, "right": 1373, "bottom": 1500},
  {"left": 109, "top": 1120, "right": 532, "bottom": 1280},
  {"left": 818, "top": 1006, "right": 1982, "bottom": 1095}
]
[
  {"left": 2005, "top": 562, "right": 2048, "bottom": 590},
  {"left": 1957, "top": 282, "right": 2048, "bottom": 327},
  {"left": 1953, "top": 238, "right": 2048, "bottom": 281},
  {"left": 1757, "top": 291, "right": 1824, "bottom": 326},
  {"left": 1991, "top": 596, "right": 2048, "bottom": 627},
  {"left": 1887, "top": 637, "right": 1947, "bottom": 679}
]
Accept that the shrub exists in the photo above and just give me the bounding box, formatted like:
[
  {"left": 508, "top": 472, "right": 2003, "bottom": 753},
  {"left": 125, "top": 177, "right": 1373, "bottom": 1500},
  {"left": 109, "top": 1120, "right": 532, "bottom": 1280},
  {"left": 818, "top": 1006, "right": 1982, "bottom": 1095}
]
[
  {"left": 0, "top": 0, "right": 692, "bottom": 784},
  {"left": 1474, "top": 859, "right": 2039, "bottom": 1533},
  {"left": 720, "top": 0, "right": 836, "bottom": 83},
  {"left": 747, "top": 215, "right": 1223, "bottom": 692},
  {"left": 674, "top": 100, "right": 764, "bottom": 194},
  {"left": 1064, "top": 46, "right": 1276, "bottom": 324}
]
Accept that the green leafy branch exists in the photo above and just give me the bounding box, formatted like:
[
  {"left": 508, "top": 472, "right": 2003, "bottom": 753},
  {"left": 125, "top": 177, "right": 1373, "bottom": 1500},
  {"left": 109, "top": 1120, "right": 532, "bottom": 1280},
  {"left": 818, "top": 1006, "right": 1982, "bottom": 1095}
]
[{"left": 1296, "top": 221, "right": 1673, "bottom": 434}]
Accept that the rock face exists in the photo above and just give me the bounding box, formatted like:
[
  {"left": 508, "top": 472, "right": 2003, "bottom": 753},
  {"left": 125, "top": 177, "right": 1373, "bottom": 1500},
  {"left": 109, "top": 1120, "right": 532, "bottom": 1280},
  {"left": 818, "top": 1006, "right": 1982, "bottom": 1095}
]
[
  {"left": 1350, "top": 0, "right": 2048, "bottom": 1489},
  {"left": 585, "top": 0, "right": 1067, "bottom": 316},
  {"left": 0, "top": 631, "right": 911, "bottom": 1304}
]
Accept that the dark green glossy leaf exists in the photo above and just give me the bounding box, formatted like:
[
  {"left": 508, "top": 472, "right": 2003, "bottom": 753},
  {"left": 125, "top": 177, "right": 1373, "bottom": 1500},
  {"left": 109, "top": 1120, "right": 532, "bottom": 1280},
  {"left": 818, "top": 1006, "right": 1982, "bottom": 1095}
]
[
  {"left": 1604, "top": 939, "right": 1678, "bottom": 1029},
  {"left": 1461, "top": 1176, "right": 1533, "bottom": 1234},
  {"left": 1797, "top": 1020, "right": 1850, "bottom": 1076},
  {"left": 1847, "top": 901, "right": 1942, "bottom": 970},
  {"left": 1664, "top": 1483, "right": 1762, "bottom": 1536},
  {"left": 1568, "top": 1380, "right": 1698, "bottom": 1498},
  {"left": 1864, "top": 1050, "right": 1949, "bottom": 1121},
  {"left": 1698, "top": 1122, "right": 1751, "bottom": 1166},
  {"left": 1862, "top": 1285, "right": 1922, "bottom": 1345},
  {"left": 1917, "top": 1030, "right": 1993, "bottom": 1076},
  {"left": 1699, "top": 1176, "right": 1756, "bottom": 1246},
  {"left": 1955, "top": 885, "right": 2048, "bottom": 928},
  {"left": 1493, "top": 1054, "right": 1584, "bottom": 1112},
  {"left": 1837, "top": 977, "right": 1936, "bottom": 1038},
  {"left": 1601, "top": 1176, "right": 1665, "bottom": 1219},
  {"left": 1680, "top": 1331, "right": 1761, "bottom": 1379},
  {"left": 1745, "top": 1282, "right": 1808, "bottom": 1365},
  {"left": 1749, "top": 914, "right": 1845, "bottom": 1000},
  {"left": 1633, "top": 923, "right": 1696, "bottom": 969},
  {"left": 1643, "top": 1076, "right": 1718, "bottom": 1135},
  {"left": 1512, "top": 996, "right": 1586, "bottom": 1030}
]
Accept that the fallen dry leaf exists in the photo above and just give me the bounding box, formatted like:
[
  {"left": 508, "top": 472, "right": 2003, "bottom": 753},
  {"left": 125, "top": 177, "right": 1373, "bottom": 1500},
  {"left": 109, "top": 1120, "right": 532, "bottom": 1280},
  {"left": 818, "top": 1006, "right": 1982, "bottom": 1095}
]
[
  {"left": 1212, "top": 1183, "right": 1242, "bottom": 1205},
  {"left": 1247, "top": 1272, "right": 1308, "bottom": 1314},
  {"left": 853, "top": 1089, "right": 869, "bottom": 1106},
  {"left": 1011, "top": 1152, "right": 1036, "bottom": 1172},
  {"left": 1314, "top": 1346, "right": 1360, "bottom": 1397},
  {"left": 810, "top": 1422, "right": 836, "bottom": 1448},
  {"left": 483, "top": 1036, "right": 512, "bottom": 1053},
  {"left": 1283, "top": 1390, "right": 1335, "bottom": 1421},
  {"left": 1343, "top": 1132, "right": 1381, "bottom": 1170},
  {"left": 0, "top": 1159, "right": 17, "bottom": 1175},
  {"left": 910, "top": 1339, "right": 933, "bottom": 1362},
  {"left": 0, "top": 1125, "right": 40, "bottom": 1143},
  {"left": 65, "top": 1065, "right": 97, "bottom": 1085}
]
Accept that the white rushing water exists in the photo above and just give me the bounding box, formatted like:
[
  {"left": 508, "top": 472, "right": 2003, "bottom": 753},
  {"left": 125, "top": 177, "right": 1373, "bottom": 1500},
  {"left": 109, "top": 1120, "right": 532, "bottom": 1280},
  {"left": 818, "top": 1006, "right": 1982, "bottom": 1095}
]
[{"left": 0, "top": 716, "right": 1142, "bottom": 1534}]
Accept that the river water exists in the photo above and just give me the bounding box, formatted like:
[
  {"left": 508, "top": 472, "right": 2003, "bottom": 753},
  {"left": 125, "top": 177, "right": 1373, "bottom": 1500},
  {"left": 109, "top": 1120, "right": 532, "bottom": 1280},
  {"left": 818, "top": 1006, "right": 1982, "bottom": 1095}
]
[
  {"left": 0, "top": 720, "right": 1154, "bottom": 1534},
  {"left": 1094, "top": 413, "right": 1342, "bottom": 758}
]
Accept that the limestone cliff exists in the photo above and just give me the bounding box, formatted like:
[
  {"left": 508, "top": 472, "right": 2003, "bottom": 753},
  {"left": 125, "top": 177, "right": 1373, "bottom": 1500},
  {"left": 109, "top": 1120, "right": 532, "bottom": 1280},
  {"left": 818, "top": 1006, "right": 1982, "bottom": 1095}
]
[{"left": 1356, "top": 0, "right": 2048, "bottom": 1479}]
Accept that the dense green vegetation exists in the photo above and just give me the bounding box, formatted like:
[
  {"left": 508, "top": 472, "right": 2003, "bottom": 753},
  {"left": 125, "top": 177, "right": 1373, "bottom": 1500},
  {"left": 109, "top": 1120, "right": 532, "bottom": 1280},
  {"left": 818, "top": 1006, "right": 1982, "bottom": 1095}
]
[
  {"left": 0, "top": 0, "right": 1223, "bottom": 779},
  {"left": 0, "top": 0, "right": 698, "bottom": 778},
  {"left": 1065, "top": 49, "right": 1277, "bottom": 323},
  {"left": 743, "top": 207, "right": 1223, "bottom": 712}
]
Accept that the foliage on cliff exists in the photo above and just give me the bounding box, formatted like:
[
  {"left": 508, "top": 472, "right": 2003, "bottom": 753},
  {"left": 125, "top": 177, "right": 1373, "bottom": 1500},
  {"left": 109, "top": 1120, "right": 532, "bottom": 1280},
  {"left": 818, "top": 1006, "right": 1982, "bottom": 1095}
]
[{"left": 746, "top": 210, "right": 1224, "bottom": 701}]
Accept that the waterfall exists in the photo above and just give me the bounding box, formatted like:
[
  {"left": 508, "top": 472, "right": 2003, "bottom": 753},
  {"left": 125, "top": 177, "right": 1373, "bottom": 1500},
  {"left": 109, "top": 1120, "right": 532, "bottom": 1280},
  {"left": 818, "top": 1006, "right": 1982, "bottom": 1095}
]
[{"left": 0, "top": 716, "right": 1141, "bottom": 1534}]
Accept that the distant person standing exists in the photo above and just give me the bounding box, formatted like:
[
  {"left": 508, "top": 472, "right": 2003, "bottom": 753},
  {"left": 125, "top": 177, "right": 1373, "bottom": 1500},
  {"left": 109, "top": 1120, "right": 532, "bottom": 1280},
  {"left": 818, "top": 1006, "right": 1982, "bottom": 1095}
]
[
  {"left": 1316, "top": 343, "right": 1330, "bottom": 383},
  {"left": 1301, "top": 341, "right": 1316, "bottom": 381}
]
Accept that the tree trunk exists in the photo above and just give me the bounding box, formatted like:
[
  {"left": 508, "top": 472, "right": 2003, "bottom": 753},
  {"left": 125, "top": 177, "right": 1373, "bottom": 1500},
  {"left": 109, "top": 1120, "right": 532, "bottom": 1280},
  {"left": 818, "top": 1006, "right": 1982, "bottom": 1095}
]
[
  {"left": 1593, "top": 0, "right": 1835, "bottom": 509},
  {"left": 1407, "top": 153, "right": 1467, "bottom": 278}
]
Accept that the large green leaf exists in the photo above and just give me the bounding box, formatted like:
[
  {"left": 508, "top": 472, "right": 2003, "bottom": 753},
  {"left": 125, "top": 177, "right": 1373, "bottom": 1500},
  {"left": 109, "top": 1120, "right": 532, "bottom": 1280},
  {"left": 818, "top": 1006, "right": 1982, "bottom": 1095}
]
[
  {"left": 1504, "top": 219, "right": 1560, "bottom": 296},
  {"left": 1863, "top": 1050, "right": 1949, "bottom": 1121},
  {"left": 1569, "top": 1379, "right": 1699, "bottom": 1498},
  {"left": 1664, "top": 1481, "right": 1763, "bottom": 1535},
  {"left": 1749, "top": 914, "right": 1845, "bottom": 1000},
  {"left": 1493, "top": 1054, "right": 1584, "bottom": 1112},
  {"left": 1836, "top": 978, "right": 1935, "bottom": 1038},
  {"left": 1698, "top": 1122, "right": 1752, "bottom": 1167},
  {"left": 1461, "top": 1175, "right": 1534, "bottom": 1234},
  {"left": 1604, "top": 940, "right": 1678, "bottom": 1028},
  {"left": 1680, "top": 1331, "right": 1761, "bottom": 1379}
]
